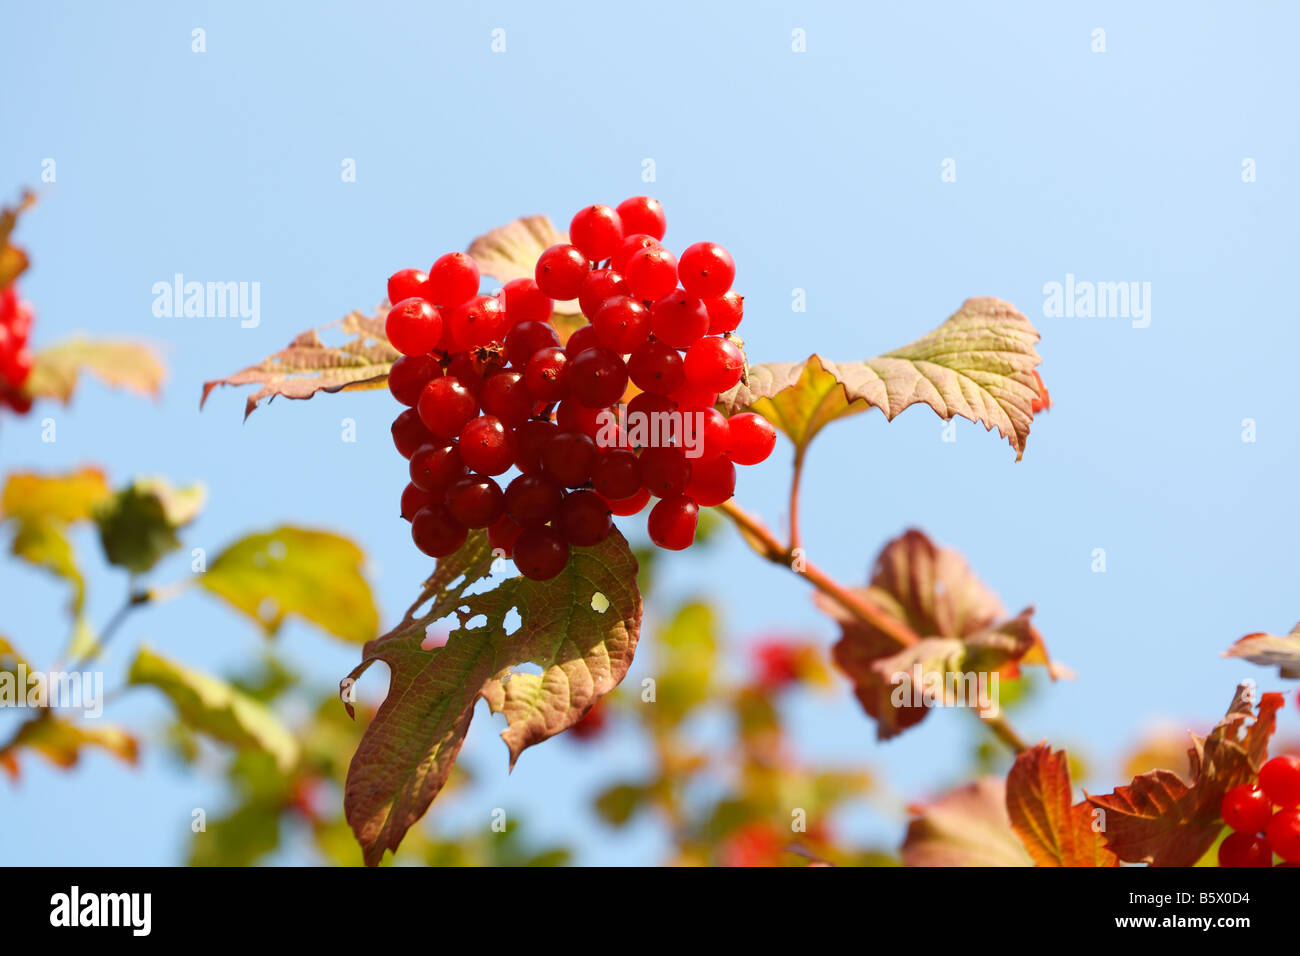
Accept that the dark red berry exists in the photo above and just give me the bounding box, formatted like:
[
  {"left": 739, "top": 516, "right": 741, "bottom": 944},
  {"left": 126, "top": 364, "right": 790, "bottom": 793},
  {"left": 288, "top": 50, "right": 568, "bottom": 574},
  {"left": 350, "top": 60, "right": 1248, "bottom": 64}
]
[
  {"left": 639, "top": 446, "right": 691, "bottom": 498},
  {"left": 501, "top": 278, "right": 553, "bottom": 324},
  {"left": 412, "top": 504, "right": 468, "bottom": 557},
  {"left": 505, "top": 320, "right": 561, "bottom": 367},
  {"left": 409, "top": 441, "right": 466, "bottom": 493},
  {"left": 578, "top": 269, "right": 630, "bottom": 321},
  {"left": 458, "top": 415, "right": 514, "bottom": 476},
  {"left": 513, "top": 526, "right": 570, "bottom": 581},
  {"left": 615, "top": 196, "right": 666, "bottom": 241},
  {"left": 557, "top": 489, "right": 613, "bottom": 546},
  {"left": 592, "top": 449, "right": 643, "bottom": 500},
  {"left": 568, "top": 346, "right": 629, "bottom": 408},
  {"left": 647, "top": 494, "right": 699, "bottom": 550},
  {"left": 445, "top": 351, "right": 488, "bottom": 397},
  {"left": 386, "top": 297, "right": 444, "bottom": 356},
  {"left": 445, "top": 474, "right": 505, "bottom": 528},
  {"left": 627, "top": 339, "right": 686, "bottom": 395},
  {"left": 602, "top": 486, "right": 652, "bottom": 517},
  {"left": 418, "top": 377, "right": 479, "bottom": 438},
  {"left": 541, "top": 431, "right": 598, "bottom": 487},
  {"left": 678, "top": 242, "right": 735, "bottom": 299},
  {"left": 524, "top": 345, "right": 570, "bottom": 402},
  {"left": 392, "top": 408, "right": 435, "bottom": 459},
  {"left": 488, "top": 514, "right": 525, "bottom": 558},
  {"left": 504, "top": 473, "right": 564, "bottom": 526},
  {"left": 400, "top": 482, "right": 437, "bottom": 521},
  {"left": 669, "top": 380, "right": 719, "bottom": 410},
  {"left": 535, "top": 243, "right": 590, "bottom": 300},
  {"left": 564, "top": 323, "right": 601, "bottom": 357},
  {"left": 1268, "top": 807, "right": 1300, "bottom": 862},
  {"left": 569, "top": 204, "right": 624, "bottom": 261},
  {"left": 388, "top": 353, "right": 443, "bottom": 407},
  {"left": 479, "top": 370, "right": 534, "bottom": 426},
  {"left": 511, "top": 418, "right": 559, "bottom": 473},
  {"left": 1218, "top": 831, "right": 1273, "bottom": 867}
]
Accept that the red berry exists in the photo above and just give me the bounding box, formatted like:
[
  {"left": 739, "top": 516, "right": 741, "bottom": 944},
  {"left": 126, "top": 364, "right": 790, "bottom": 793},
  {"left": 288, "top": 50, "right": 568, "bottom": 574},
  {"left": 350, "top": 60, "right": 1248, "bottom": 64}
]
[
  {"left": 392, "top": 408, "right": 435, "bottom": 459},
  {"left": 524, "top": 346, "right": 570, "bottom": 402},
  {"left": 626, "top": 390, "right": 679, "bottom": 431},
  {"left": 488, "top": 514, "right": 524, "bottom": 558},
  {"left": 400, "top": 482, "right": 437, "bottom": 521},
  {"left": 447, "top": 294, "right": 506, "bottom": 351},
  {"left": 541, "top": 431, "right": 598, "bottom": 487},
  {"left": 569, "top": 204, "right": 624, "bottom": 261},
  {"left": 639, "top": 446, "right": 692, "bottom": 498},
  {"left": 504, "top": 473, "right": 563, "bottom": 526},
  {"left": 445, "top": 351, "right": 492, "bottom": 397},
  {"left": 678, "top": 242, "right": 735, "bottom": 299},
  {"left": 685, "top": 455, "right": 736, "bottom": 506},
  {"left": 418, "top": 377, "right": 479, "bottom": 438},
  {"left": 556, "top": 399, "right": 610, "bottom": 440},
  {"left": 426, "top": 252, "right": 480, "bottom": 308},
  {"left": 648, "top": 494, "right": 699, "bottom": 550},
  {"left": 568, "top": 346, "right": 629, "bottom": 408},
  {"left": 535, "top": 243, "right": 590, "bottom": 300},
  {"left": 726, "top": 412, "right": 777, "bottom": 465},
  {"left": 557, "top": 489, "right": 613, "bottom": 546},
  {"left": 668, "top": 380, "right": 719, "bottom": 410},
  {"left": 704, "top": 291, "right": 744, "bottom": 335},
  {"left": 1218, "top": 830, "right": 1273, "bottom": 867},
  {"left": 511, "top": 418, "right": 558, "bottom": 473},
  {"left": 611, "top": 234, "right": 661, "bottom": 274},
  {"left": 592, "top": 296, "right": 650, "bottom": 354},
  {"left": 445, "top": 474, "right": 505, "bottom": 528},
  {"left": 650, "top": 291, "right": 710, "bottom": 349},
  {"left": 578, "top": 269, "right": 630, "bottom": 320},
  {"left": 615, "top": 196, "right": 666, "bottom": 241},
  {"left": 1260, "top": 755, "right": 1300, "bottom": 808},
  {"left": 505, "top": 320, "right": 561, "bottom": 367},
  {"left": 564, "top": 323, "right": 601, "bottom": 357},
  {"left": 690, "top": 407, "right": 730, "bottom": 460},
  {"left": 409, "top": 441, "right": 466, "bottom": 493},
  {"left": 387, "top": 268, "right": 429, "bottom": 305},
  {"left": 627, "top": 339, "right": 686, "bottom": 396},
  {"left": 388, "top": 353, "right": 443, "bottom": 406},
  {"left": 1267, "top": 807, "right": 1300, "bottom": 862},
  {"left": 592, "top": 449, "right": 643, "bottom": 500},
  {"left": 513, "top": 526, "right": 570, "bottom": 581},
  {"left": 624, "top": 246, "right": 678, "bottom": 301},
  {"left": 602, "top": 486, "right": 652, "bottom": 517},
  {"left": 412, "top": 504, "right": 468, "bottom": 558},
  {"left": 479, "top": 370, "right": 534, "bottom": 426},
  {"left": 501, "top": 278, "right": 553, "bottom": 324},
  {"left": 684, "top": 336, "right": 744, "bottom": 393},
  {"left": 385, "top": 297, "right": 444, "bottom": 357},
  {"left": 458, "top": 415, "right": 514, "bottom": 476},
  {"left": 1221, "top": 785, "right": 1274, "bottom": 834}
]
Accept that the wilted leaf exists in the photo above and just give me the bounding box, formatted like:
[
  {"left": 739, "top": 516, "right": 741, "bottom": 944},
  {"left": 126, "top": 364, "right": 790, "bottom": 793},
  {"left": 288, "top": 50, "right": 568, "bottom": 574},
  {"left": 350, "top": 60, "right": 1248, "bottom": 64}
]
[
  {"left": 1223, "top": 626, "right": 1300, "bottom": 679},
  {"left": 94, "top": 477, "right": 205, "bottom": 573},
  {"left": 344, "top": 530, "right": 642, "bottom": 866},
  {"left": 200, "top": 527, "right": 378, "bottom": 644},
  {"left": 902, "top": 778, "right": 1033, "bottom": 866},
  {"left": 127, "top": 645, "right": 299, "bottom": 772},
  {"left": 201, "top": 308, "right": 398, "bottom": 418},
  {"left": 0, "top": 191, "right": 35, "bottom": 289},
  {"left": 1006, "top": 743, "right": 1117, "bottom": 867},
  {"left": 1086, "top": 684, "right": 1284, "bottom": 866},
  {"left": 467, "top": 215, "right": 581, "bottom": 318},
  {"left": 24, "top": 339, "right": 165, "bottom": 403},
  {"left": 0, "top": 711, "right": 138, "bottom": 780},
  {"left": 718, "top": 298, "right": 1043, "bottom": 459},
  {"left": 820, "top": 528, "right": 1052, "bottom": 740},
  {"left": 1, "top": 467, "right": 110, "bottom": 524}
]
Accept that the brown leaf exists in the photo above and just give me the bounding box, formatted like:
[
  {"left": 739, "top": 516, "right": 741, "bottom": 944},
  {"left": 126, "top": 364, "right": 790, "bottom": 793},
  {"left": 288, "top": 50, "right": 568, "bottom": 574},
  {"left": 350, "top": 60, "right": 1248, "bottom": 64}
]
[
  {"left": 1006, "top": 743, "right": 1117, "bottom": 866},
  {"left": 467, "top": 215, "right": 581, "bottom": 317},
  {"left": 1086, "top": 684, "right": 1285, "bottom": 866},
  {"left": 0, "top": 191, "right": 36, "bottom": 289},
  {"left": 1223, "top": 625, "right": 1300, "bottom": 678},
  {"left": 201, "top": 308, "right": 398, "bottom": 418},
  {"left": 902, "top": 778, "right": 1033, "bottom": 866},
  {"left": 820, "top": 529, "right": 1053, "bottom": 739}
]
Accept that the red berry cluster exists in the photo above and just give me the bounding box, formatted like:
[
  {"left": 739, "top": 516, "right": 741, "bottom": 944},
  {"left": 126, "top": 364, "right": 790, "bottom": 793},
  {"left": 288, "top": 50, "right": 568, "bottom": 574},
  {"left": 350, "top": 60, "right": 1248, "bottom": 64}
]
[
  {"left": 0, "top": 284, "right": 34, "bottom": 413},
  {"left": 386, "top": 197, "right": 777, "bottom": 580},
  {"left": 1217, "top": 754, "right": 1300, "bottom": 866}
]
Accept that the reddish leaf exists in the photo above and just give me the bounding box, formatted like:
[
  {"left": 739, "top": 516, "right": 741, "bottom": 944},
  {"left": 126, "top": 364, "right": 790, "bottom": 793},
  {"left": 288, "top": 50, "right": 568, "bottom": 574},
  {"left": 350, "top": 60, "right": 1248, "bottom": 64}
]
[
  {"left": 0, "top": 191, "right": 35, "bottom": 289},
  {"left": 1006, "top": 743, "right": 1117, "bottom": 866},
  {"left": 902, "top": 778, "right": 1033, "bottom": 866},
  {"left": 1086, "top": 684, "right": 1284, "bottom": 866}
]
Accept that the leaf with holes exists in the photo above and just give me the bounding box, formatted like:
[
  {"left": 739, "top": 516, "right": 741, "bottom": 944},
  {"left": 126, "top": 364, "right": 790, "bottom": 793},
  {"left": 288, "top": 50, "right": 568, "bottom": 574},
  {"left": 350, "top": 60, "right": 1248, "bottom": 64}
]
[
  {"left": 1006, "top": 743, "right": 1117, "bottom": 866},
  {"left": 201, "top": 308, "right": 398, "bottom": 418},
  {"left": 902, "top": 778, "right": 1033, "bottom": 866},
  {"left": 343, "top": 530, "right": 641, "bottom": 866},
  {"left": 1086, "top": 684, "right": 1284, "bottom": 866},
  {"left": 24, "top": 338, "right": 166, "bottom": 403},
  {"left": 718, "top": 297, "right": 1043, "bottom": 459},
  {"left": 1223, "top": 625, "right": 1300, "bottom": 679},
  {"left": 819, "top": 528, "right": 1056, "bottom": 740},
  {"left": 199, "top": 527, "right": 379, "bottom": 644},
  {"left": 127, "top": 645, "right": 300, "bottom": 772}
]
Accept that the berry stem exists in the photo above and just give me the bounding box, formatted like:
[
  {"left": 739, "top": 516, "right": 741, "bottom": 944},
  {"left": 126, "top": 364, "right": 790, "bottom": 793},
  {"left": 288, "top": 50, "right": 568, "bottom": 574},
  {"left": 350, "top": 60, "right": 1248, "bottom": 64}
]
[
  {"left": 789, "top": 445, "right": 806, "bottom": 553},
  {"left": 715, "top": 498, "right": 1030, "bottom": 755}
]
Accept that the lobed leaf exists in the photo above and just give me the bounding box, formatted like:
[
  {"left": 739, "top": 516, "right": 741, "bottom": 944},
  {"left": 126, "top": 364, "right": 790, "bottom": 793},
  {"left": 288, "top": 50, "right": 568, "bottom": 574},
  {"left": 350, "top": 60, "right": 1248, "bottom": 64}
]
[
  {"left": 200, "top": 308, "right": 398, "bottom": 418},
  {"left": 718, "top": 297, "right": 1044, "bottom": 459},
  {"left": 94, "top": 477, "right": 205, "bottom": 574},
  {"left": 24, "top": 338, "right": 166, "bottom": 403},
  {"left": 901, "top": 778, "right": 1033, "bottom": 866},
  {"left": 343, "top": 530, "right": 642, "bottom": 866},
  {"left": 1223, "top": 625, "right": 1300, "bottom": 679},
  {"left": 200, "top": 527, "right": 379, "bottom": 644},
  {"left": 1086, "top": 683, "right": 1284, "bottom": 866},
  {"left": 127, "top": 645, "right": 300, "bottom": 772},
  {"left": 1006, "top": 743, "right": 1117, "bottom": 866},
  {"left": 467, "top": 215, "right": 581, "bottom": 317}
]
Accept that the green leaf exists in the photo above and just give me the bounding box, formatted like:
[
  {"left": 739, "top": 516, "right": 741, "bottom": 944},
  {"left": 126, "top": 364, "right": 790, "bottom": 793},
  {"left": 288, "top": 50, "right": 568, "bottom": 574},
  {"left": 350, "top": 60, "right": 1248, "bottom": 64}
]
[
  {"left": 127, "top": 645, "right": 300, "bottom": 772},
  {"left": 344, "top": 529, "right": 642, "bottom": 866},
  {"left": 594, "top": 782, "right": 651, "bottom": 827},
  {"left": 9, "top": 517, "right": 84, "bottom": 612},
  {"left": 24, "top": 338, "right": 166, "bottom": 403},
  {"left": 199, "top": 527, "right": 379, "bottom": 644},
  {"left": 200, "top": 308, "right": 398, "bottom": 418},
  {"left": 718, "top": 297, "right": 1043, "bottom": 460},
  {"left": 902, "top": 778, "right": 1033, "bottom": 866},
  {"left": 94, "top": 477, "right": 205, "bottom": 573},
  {"left": 1223, "top": 625, "right": 1300, "bottom": 679}
]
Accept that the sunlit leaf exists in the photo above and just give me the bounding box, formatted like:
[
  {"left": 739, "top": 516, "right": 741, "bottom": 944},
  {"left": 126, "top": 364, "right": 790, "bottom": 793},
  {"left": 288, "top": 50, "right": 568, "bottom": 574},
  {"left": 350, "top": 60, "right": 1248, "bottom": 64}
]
[
  {"left": 0, "top": 711, "right": 138, "bottom": 780},
  {"left": 344, "top": 530, "right": 642, "bottom": 866},
  {"left": 467, "top": 215, "right": 581, "bottom": 319},
  {"left": 94, "top": 477, "right": 205, "bottom": 573},
  {"left": 24, "top": 338, "right": 166, "bottom": 403},
  {"left": 1223, "top": 625, "right": 1300, "bottom": 679},
  {"left": 0, "top": 191, "right": 35, "bottom": 289},
  {"left": 718, "top": 298, "right": 1043, "bottom": 459},
  {"left": 200, "top": 527, "right": 378, "bottom": 644},
  {"left": 1006, "top": 743, "right": 1117, "bottom": 867},
  {"left": 9, "top": 517, "right": 84, "bottom": 612},
  {"left": 200, "top": 308, "right": 398, "bottom": 418},
  {"left": 1, "top": 467, "right": 111, "bottom": 524},
  {"left": 901, "top": 778, "right": 1032, "bottom": 866},
  {"left": 127, "top": 645, "right": 299, "bottom": 772}
]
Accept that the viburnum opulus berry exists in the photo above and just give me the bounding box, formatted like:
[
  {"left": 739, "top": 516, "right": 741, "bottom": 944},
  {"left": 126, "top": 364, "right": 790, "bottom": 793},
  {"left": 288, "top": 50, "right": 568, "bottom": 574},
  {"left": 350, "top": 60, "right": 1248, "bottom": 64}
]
[
  {"left": 0, "top": 284, "right": 36, "bottom": 414},
  {"left": 386, "top": 197, "right": 775, "bottom": 579},
  {"left": 1217, "top": 752, "right": 1300, "bottom": 866}
]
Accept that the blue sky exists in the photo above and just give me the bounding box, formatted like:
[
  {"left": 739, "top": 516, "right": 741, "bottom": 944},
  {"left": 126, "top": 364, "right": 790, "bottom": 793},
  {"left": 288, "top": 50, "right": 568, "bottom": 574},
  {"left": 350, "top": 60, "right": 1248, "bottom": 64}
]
[{"left": 2, "top": 0, "right": 1298, "bottom": 865}]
